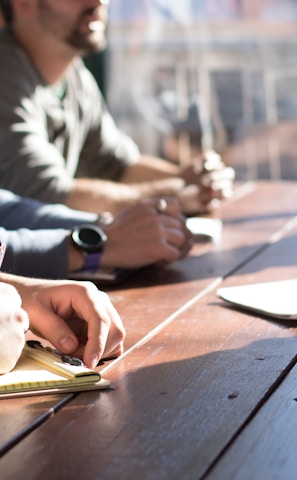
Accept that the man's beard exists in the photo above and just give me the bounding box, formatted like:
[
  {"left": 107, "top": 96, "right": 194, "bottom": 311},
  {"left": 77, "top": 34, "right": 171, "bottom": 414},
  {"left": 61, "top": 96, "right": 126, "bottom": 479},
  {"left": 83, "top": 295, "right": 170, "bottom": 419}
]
[
  {"left": 65, "top": 29, "right": 107, "bottom": 55},
  {"left": 37, "top": 0, "right": 107, "bottom": 55}
]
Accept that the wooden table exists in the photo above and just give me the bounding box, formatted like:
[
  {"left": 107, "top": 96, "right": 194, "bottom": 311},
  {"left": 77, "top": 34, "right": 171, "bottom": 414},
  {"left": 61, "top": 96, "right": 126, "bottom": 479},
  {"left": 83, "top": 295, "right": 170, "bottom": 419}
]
[{"left": 2, "top": 181, "right": 297, "bottom": 480}]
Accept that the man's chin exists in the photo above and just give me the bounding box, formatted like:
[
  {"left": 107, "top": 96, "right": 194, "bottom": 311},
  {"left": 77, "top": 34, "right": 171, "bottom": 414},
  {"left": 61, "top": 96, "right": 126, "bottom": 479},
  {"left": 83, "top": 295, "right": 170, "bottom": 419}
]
[
  {"left": 85, "top": 37, "right": 107, "bottom": 54},
  {"left": 68, "top": 34, "right": 107, "bottom": 54}
]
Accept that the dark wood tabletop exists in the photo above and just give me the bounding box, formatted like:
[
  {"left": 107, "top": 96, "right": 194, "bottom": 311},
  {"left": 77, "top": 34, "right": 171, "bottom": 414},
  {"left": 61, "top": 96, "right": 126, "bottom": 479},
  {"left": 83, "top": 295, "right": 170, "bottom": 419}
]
[{"left": 2, "top": 181, "right": 297, "bottom": 480}]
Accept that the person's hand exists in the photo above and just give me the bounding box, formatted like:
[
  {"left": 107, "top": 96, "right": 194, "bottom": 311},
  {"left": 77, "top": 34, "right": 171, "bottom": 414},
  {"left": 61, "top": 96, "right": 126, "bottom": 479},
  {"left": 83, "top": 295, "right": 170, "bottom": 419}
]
[
  {"left": 100, "top": 197, "right": 193, "bottom": 269},
  {"left": 179, "top": 150, "right": 235, "bottom": 215},
  {"left": 4, "top": 275, "right": 125, "bottom": 369},
  {"left": 0, "top": 282, "right": 29, "bottom": 374}
]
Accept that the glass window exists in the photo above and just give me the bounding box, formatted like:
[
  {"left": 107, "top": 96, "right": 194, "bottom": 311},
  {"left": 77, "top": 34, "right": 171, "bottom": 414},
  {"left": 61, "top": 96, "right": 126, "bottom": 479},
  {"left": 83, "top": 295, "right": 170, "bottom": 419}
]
[{"left": 105, "top": 0, "right": 297, "bottom": 180}]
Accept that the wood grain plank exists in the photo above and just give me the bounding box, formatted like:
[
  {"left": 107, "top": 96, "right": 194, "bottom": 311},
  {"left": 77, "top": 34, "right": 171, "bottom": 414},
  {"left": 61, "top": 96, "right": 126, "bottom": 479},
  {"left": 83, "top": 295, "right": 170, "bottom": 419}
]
[
  {"left": 107, "top": 181, "right": 297, "bottom": 351},
  {"left": 1, "top": 290, "right": 296, "bottom": 479},
  {"left": 0, "top": 393, "right": 75, "bottom": 456},
  {"left": 2, "top": 209, "right": 297, "bottom": 479},
  {"left": 1, "top": 181, "right": 297, "bottom": 476},
  {"left": 203, "top": 231, "right": 297, "bottom": 480},
  {"left": 204, "top": 359, "right": 297, "bottom": 480}
]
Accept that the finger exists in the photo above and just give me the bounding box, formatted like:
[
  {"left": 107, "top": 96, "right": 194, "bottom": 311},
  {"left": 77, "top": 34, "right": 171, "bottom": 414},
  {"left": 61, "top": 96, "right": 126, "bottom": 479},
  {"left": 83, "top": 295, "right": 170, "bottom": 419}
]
[
  {"left": 178, "top": 184, "right": 208, "bottom": 215},
  {"left": 153, "top": 196, "right": 182, "bottom": 218},
  {"left": 18, "top": 308, "right": 30, "bottom": 333},
  {"left": 156, "top": 224, "right": 191, "bottom": 263},
  {"left": 30, "top": 303, "right": 80, "bottom": 355},
  {"left": 156, "top": 214, "right": 189, "bottom": 245},
  {"left": 192, "top": 150, "right": 224, "bottom": 174},
  {"left": 54, "top": 284, "right": 125, "bottom": 367},
  {"left": 199, "top": 167, "right": 235, "bottom": 187},
  {"left": 200, "top": 181, "right": 234, "bottom": 201},
  {"left": 102, "top": 341, "right": 124, "bottom": 360},
  {"left": 81, "top": 290, "right": 125, "bottom": 367}
]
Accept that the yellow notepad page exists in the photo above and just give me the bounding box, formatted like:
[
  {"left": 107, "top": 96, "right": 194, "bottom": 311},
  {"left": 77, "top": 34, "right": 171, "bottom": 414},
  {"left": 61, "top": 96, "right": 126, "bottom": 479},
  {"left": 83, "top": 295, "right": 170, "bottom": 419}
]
[{"left": 0, "top": 342, "right": 110, "bottom": 398}]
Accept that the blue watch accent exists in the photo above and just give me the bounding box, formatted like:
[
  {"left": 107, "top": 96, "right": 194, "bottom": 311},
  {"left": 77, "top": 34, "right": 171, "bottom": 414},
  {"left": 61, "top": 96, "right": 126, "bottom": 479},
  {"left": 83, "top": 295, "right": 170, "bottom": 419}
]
[
  {"left": 82, "top": 251, "right": 102, "bottom": 271},
  {"left": 71, "top": 224, "right": 107, "bottom": 272}
]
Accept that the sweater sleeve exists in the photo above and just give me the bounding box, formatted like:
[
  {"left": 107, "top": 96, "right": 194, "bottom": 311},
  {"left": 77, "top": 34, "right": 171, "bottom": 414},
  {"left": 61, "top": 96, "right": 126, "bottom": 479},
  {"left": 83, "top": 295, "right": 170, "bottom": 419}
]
[
  {"left": 0, "top": 189, "right": 98, "bottom": 230},
  {"left": 0, "top": 227, "right": 69, "bottom": 279},
  {"left": 0, "top": 31, "right": 140, "bottom": 204},
  {"left": 0, "top": 189, "right": 99, "bottom": 278}
]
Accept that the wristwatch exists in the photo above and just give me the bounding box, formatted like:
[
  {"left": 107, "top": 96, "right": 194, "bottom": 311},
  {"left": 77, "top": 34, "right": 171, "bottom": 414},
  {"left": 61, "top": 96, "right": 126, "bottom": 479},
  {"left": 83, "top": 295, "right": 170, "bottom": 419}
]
[{"left": 71, "top": 224, "right": 107, "bottom": 271}]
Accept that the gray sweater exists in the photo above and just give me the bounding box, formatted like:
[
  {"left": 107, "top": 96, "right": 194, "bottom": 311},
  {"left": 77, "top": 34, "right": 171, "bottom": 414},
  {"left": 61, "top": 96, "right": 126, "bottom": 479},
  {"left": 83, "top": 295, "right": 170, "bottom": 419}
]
[{"left": 0, "top": 29, "right": 140, "bottom": 204}]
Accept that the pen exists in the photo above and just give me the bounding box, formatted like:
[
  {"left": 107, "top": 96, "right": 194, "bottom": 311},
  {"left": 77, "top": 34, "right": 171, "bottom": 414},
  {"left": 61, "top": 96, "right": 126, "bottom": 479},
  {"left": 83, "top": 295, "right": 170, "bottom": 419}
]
[{"left": 26, "top": 340, "right": 85, "bottom": 367}]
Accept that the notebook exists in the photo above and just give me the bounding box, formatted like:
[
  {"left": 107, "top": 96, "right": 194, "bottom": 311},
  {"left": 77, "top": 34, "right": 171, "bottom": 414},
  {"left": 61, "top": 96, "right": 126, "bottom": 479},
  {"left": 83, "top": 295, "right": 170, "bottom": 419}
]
[
  {"left": 217, "top": 278, "right": 297, "bottom": 320},
  {"left": 0, "top": 340, "right": 110, "bottom": 399}
]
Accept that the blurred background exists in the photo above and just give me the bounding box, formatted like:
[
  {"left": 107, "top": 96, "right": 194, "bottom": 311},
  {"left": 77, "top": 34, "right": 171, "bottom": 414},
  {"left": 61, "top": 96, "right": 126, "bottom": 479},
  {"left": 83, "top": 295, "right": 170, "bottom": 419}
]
[
  {"left": 89, "top": 0, "right": 297, "bottom": 181},
  {"left": 2, "top": 2, "right": 296, "bottom": 182}
]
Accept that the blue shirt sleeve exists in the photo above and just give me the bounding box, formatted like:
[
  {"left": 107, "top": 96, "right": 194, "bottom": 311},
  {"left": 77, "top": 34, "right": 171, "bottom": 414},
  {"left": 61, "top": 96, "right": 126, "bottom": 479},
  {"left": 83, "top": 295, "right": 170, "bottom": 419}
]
[
  {"left": 0, "top": 189, "right": 98, "bottom": 278},
  {"left": 0, "top": 227, "right": 69, "bottom": 278},
  {"left": 0, "top": 189, "right": 98, "bottom": 230}
]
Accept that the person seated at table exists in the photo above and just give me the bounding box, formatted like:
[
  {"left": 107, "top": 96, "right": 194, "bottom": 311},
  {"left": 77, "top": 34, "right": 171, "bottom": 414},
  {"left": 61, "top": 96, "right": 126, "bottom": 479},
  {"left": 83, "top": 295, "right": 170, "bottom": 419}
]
[
  {"left": 0, "top": 188, "right": 193, "bottom": 279},
  {"left": 0, "top": 271, "right": 125, "bottom": 374},
  {"left": 0, "top": 0, "right": 235, "bottom": 217}
]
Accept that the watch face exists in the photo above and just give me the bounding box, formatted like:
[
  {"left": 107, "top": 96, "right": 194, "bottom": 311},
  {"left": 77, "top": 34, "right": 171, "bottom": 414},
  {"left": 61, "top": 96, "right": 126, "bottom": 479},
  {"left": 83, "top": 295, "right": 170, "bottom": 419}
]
[{"left": 72, "top": 225, "right": 107, "bottom": 253}]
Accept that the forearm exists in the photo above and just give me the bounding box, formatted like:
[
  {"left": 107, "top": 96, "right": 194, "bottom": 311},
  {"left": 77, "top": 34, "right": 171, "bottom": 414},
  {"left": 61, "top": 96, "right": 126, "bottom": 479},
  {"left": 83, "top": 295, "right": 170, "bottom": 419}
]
[
  {"left": 65, "top": 164, "right": 184, "bottom": 216},
  {"left": 65, "top": 152, "right": 181, "bottom": 214},
  {"left": 65, "top": 177, "right": 141, "bottom": 214},
  {"left": 0, "top": 272, "right": 52, "bottom": 298},
  {"left": 0, "top": 228, "right": 69, "bottom": 278},
  {"left": 120, "top": 155, "right": 180, "bottom": 183}
]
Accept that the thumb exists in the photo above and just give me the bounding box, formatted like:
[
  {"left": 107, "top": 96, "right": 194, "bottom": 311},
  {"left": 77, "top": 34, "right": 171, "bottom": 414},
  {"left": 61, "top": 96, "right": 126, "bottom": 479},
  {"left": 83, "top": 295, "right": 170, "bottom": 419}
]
[{"left": 30, "top": 307, "right": 79, "bottom": 355}]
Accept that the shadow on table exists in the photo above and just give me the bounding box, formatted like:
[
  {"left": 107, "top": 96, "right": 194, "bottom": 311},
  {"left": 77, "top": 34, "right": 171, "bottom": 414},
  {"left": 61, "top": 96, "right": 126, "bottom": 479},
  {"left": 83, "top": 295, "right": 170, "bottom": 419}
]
[{"left": 104, "top": 230, "right": 297, "bottom": 291}]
